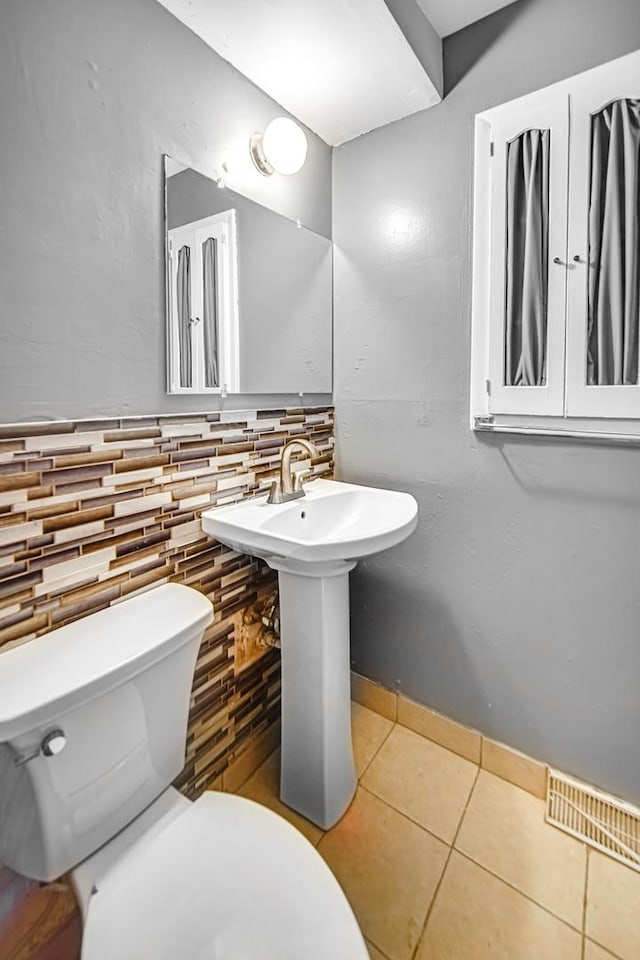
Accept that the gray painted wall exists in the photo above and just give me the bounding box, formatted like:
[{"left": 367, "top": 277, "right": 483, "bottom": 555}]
[
  {"left": 334, "top": 0, "right": 640, "bottom": 803},
  {"left": 167, "top": 168, "right": 332, "bottom": 394},
  {"left": 0, "top": 0, "right": 332, "bottom": 422}
]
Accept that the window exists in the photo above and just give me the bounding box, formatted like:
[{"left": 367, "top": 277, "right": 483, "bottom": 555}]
[{"left": 471, "top": 49, "right": 640, "bottom": 438}]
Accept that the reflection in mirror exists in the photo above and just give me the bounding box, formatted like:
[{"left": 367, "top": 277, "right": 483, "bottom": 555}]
[
  {"left": 165, "top": 158, "right": 332, "bottom": 395},
  {"left": 167, "top": 202, "right": 239, "bottom": 393}
]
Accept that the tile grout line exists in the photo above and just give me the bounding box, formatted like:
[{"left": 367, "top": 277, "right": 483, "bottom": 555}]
[
  {"left": 351, "top": 714, "right": 461, "bottom": 960},
  {"left": 246, "top": 714, "right": 598, "bottom": 952},
  {"left": 357, "top": 728, "right": 482, "bottom": 849},
  {"left": 581, "top": 848, "right": 590, "bottom": 960},
  {"left": 365, "top": 938, "right": 394, "bottom": 960},
  {"left": 316, "top": 714, "right": 399, "bottom": 852},
  {"left": 367, "top": 757, "right": 588, "bottom": 938},
  {"left": 587, "top": 937, "right": 625, "bottom": 960},
  {"left": 453, "top": 847, "right": 586, "bottom": 937},
  {"left": 576, "top": 852, "right": 626, "bottom": 960},
  {"left": 409, "top": 763, "right": 482, "bottom": 960},
  {"left": 357, "top": 716, "right": 397, "bottom": 782},
  {"left": 364, "top": 687, "right": 550, "bottom": 805},
  {"left": 247, "top": 710, "right": 400, "bottom": 852},
  {"left": 242, "top": 716, "right": 603, "bottom": 956},
  {"left": 405, "top": 765, "right": 587, "bottom": 955},
  {"left": 292, "top": 709, "right": 618, "bottom": 958},
  {"left": 356, "top": 782, "right": 463, "bottom": 850}
]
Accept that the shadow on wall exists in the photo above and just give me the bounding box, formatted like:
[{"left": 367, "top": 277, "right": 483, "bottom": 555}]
[
  {"left": 481, "top": 435, "right": 640, "bottom": 510},
  {"left": 443, "top": 0, "right": 533, "bottom": 94},
  {"left": 348, "top": 556, "right": 489, "bottom": 723}
]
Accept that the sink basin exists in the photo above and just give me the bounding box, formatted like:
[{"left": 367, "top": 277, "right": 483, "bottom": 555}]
[
  {"left": 201, "top": 476, "right": 418, "bottom": 830},
  {"left": 201, "top": 478, "right": 417, "bottom": 574}
]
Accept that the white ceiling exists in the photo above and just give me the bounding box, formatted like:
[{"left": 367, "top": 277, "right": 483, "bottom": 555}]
[
  {"left": 157, "top": 0, "right": 519, "bottom": 146},
  {"left": 416, "top": 0, "right": 517, "bottom": 37},
  {"left": 156, "top": 0, "right": 441, "bottom": 146}
]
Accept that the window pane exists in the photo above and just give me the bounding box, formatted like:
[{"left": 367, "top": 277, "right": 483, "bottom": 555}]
[
  {"left": 504, "top": 129, "right": 550, "bottom": 386},
  {"left": 587, "top": 98, "right": 640, "bottom": 386}
]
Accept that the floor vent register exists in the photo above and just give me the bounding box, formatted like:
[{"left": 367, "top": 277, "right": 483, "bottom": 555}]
[{"left": 547, "top": 770, "right": 640, "bottom": 872}]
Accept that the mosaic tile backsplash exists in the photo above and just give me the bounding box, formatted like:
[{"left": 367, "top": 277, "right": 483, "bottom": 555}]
[{"left": 0, "top": 406, "right": 334, "bottom": 798}]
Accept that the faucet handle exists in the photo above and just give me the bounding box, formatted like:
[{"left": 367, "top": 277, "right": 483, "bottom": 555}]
[
  {"left": 292, "top": 469, "right": 310, "bottom": 492},
  {"left": 266, "top": 477, "right": 283, "bottom": 504}
]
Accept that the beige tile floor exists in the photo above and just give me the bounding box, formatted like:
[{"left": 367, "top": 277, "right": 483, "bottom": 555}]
[{"left": 238, "top": 702, "right": 640, "bottom": 960}]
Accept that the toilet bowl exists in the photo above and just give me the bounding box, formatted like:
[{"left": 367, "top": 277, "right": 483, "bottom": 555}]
[
  {"left": 0, "top": 583, "right": 368, "bottom": 958},
  {"left": 78, "top": 791, "right": 365, "bottom": 959}
]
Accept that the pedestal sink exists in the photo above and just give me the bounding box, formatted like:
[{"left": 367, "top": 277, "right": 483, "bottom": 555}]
[{"left": 201, "top": 478, "right": 418, "bottom": 828}]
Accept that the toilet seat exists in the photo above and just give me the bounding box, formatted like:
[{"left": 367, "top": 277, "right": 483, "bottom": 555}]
[{"left": 81, "top": 792, "right": 368, "bottom": 959}]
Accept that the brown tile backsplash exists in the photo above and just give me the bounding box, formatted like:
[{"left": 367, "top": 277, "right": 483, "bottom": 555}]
[{"left": 0, "top": 406, "right": 334, "bottom": 798}]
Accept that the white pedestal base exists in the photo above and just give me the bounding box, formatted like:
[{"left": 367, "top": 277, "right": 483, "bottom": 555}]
[{"left": 276, "top": 568, "right": 357, "bottom": 830}]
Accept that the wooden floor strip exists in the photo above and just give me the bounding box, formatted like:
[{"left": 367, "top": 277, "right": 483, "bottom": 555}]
[{"left": 0, "top": 880, "right": 81, "bottom": 960}]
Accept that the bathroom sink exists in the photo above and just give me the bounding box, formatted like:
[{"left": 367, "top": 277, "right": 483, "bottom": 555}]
[
  {"left": 201, "top": 478, "right": 417, "bottom": 574},
  {"left": 201, "top": 476, "right": 418, "bottom": 830}
]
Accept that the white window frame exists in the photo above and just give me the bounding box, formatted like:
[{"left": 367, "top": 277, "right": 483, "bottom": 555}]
[
  {"left": 486, "top": 94, "right": 569, "bottom": 417},
  {"left": 565, "top": 55, "right": 640, "bottom": 419},
  {"left": 471, "top": 48, "right": 640, "bottom": 441},
  {"left": 167, "top": 209, "right": 239, "bottom": 395}
]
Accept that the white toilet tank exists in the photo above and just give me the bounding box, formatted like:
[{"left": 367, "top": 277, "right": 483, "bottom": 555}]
[{"left": 0, "top": 583, "right": 213, "bottom": 882}]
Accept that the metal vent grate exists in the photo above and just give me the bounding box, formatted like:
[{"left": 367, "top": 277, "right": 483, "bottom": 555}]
[{"left": 546, "top": 770, "right": 640, "bottom": 872}]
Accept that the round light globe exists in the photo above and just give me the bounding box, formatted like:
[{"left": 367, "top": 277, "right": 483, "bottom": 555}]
[{"left": 261, "top": 117, "right": 308, "bottom": 175}]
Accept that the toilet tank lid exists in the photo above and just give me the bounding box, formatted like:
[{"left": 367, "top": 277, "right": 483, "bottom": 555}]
[{"left": 0, "top": 584, "right": 213, "bottom": 741}]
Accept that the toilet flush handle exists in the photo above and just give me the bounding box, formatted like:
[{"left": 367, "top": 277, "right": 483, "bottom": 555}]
[
  {"left": 42, "top": 728, "right": 67, "bottom": 756},
  {"left": 14, "top": 728, "right": 66, "bottom": 766}
]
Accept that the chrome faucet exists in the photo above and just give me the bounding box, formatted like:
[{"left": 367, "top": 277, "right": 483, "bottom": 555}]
[{"left": 267, "top": 438, "right": 319, "bottom": 504}]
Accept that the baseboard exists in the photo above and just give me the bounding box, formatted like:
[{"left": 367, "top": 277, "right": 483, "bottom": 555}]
[{"left": 351, "top": 672, "right": 546, "bottom": 799}]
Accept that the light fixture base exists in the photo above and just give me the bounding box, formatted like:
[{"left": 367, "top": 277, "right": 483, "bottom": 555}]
[{"left": 250, "top": 133, "right": 274, "bottom": 177}]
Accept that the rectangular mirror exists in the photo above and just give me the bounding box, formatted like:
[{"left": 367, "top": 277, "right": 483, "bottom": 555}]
[{"left": 165, "top": 158, "right": 333, "bottom": 395}]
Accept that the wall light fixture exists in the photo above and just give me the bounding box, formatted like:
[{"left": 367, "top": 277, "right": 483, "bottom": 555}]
[{"left": 250, "top": 117, "right": 308, "bottom": 176}]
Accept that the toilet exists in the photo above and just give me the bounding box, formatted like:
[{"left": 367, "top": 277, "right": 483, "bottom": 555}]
[{"left": 0, "top": 583, "right": 368, "bottom": 958}]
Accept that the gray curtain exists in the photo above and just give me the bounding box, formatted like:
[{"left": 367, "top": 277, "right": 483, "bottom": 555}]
[
  {"left": 202, "top": 237, "right": 220, "bottom": 388},
  {"left": 177, "top": 245, "right": 192, "bottom": 388},
  {"left": 587, "top": 98, "right": 640, "bottom": 386},
  {"left": 505, "top": 129, "right": 550, "bottom": 386}
]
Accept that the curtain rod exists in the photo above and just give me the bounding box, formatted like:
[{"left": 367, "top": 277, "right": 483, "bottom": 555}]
[{"left": 473, "top": 417, "right": 640, "bottom": 447}]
